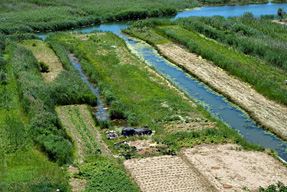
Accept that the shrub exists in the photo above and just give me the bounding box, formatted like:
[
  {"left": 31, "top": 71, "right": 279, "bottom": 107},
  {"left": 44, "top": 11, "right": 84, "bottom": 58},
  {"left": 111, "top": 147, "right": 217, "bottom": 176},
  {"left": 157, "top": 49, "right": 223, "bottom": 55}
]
[
  {"left": 39, "top": 61, "right": 49, "bottom": 72},
  {"left": 0, "top": 70, "right": 7, "bottom": 85},
  {"left": 109, "top": 100, "right": 126, "bottom": 119}
]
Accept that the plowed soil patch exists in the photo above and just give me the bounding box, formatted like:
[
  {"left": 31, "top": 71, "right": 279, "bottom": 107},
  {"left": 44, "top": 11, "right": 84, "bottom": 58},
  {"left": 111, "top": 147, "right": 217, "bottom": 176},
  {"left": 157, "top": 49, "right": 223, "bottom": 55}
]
[
  {"left": 124, "top": 156, "right": 213, "bottom": 192},
  {"left": 181, "top": 144, "right": 287, "bottom": 192}
]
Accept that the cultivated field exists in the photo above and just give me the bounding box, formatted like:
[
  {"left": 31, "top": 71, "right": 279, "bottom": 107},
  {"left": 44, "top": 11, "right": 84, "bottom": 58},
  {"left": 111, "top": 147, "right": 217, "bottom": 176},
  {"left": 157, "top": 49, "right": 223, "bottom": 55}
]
[
  {"left": 124, "top": 155, "right": 213, "bottom": 192},
  {"left": 56, "top": 105, "right": 101, "bottom": 163},
  {"left": 181, "top": 144, "right": 287, "bottom": 191}
]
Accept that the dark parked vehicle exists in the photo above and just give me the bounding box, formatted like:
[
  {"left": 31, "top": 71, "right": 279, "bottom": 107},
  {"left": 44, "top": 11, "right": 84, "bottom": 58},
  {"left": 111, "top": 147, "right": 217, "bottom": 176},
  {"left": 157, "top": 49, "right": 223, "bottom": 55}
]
[{"left": 122, "top": 126, "right": 152, "bottom": 137}]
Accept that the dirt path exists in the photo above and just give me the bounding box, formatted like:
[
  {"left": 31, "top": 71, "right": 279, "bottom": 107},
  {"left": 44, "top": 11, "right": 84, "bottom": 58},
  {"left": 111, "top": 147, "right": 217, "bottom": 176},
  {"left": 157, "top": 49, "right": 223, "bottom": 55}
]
[
  {"left": 181, "top": 144, "right": 287, "bottom": 191},
  {"left": 157, "top": 43, "right": 287, "bottom": 140}
]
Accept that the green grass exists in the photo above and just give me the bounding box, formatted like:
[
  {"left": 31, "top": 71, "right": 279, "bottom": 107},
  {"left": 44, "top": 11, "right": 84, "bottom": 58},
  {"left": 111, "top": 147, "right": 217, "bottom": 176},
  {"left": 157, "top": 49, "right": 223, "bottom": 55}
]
[
  {"left": 0, "top": 0, "right": 202, "bottom": 34},
  {"left": 74, "top": 155, "right": 140, "bottom": 192},
  {"left": 49, "top": 32, "right": 265, "bottom": 154},
  {"left": 0, "top": 150, "right": 70, "bottom": 192},
  {"left": 127, "top": 22, "right": 287, "bottom": 105}
]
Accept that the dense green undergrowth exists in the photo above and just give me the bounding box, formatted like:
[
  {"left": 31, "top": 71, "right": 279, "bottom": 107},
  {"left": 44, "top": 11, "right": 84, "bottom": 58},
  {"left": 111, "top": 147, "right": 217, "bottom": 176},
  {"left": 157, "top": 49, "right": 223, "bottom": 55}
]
[
  {"left": 0, "top": 0, "right": 201, "bottom": 35},
  {"left": 74, "top": 156, "right": 140, "bottom": 192},
  {"left": 0, "top": 38, "right": 70, "bottom": 191},
  {"left": 125, "top": 17, "right": 287, "bottom": 106}
]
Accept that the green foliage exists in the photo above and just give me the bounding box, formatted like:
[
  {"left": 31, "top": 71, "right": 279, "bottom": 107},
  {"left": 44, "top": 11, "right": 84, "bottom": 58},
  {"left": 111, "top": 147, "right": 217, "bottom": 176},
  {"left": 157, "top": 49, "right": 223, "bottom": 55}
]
[
  {"left": 75, "top": 156, "right": 140, "bottom": 192},
  {"left": 39, "top": 61, "right": 49, "bottom": 73},
  {"left": 99, "top": 120, "right": 110, "bottom": 129},
  {"left": 0, "top": 0, "right": 202, "bottom": 34},
  {"left": 259, "top": 181, "right": 287, "bottom": 192},
  {"left": 67, "top": 106, "right": 100, "bottom": 154},
  {"left": 7, "top": 42, "right": 99, "bottom": 164},
  {"left": 118, "top": 144, "right": 137, "bottom": 159},
  {"left": 198, "top": 0, "right": 269, "bottom": 4},
  {"left": 277, "top": 7, "right": 286, "bottom": 20},
  {"left": 142, "top": 21, "right": 287, "bottom": 105},
  {"left": 0, "top": 70, "right": 7, "bottom": 85}
]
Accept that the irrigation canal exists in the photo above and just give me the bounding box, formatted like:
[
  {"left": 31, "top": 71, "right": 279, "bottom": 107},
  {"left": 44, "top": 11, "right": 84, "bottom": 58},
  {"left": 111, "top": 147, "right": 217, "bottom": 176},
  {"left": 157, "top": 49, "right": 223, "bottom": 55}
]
[{"left": 40, "top": 2, "right": 287, "bottom": 161}]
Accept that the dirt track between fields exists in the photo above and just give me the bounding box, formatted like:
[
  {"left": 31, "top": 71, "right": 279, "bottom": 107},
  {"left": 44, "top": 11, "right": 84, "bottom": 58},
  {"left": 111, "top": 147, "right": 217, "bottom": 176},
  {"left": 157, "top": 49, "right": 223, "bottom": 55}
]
[{"left": 157, "top": 43, "right": 287, "bottom": 140}]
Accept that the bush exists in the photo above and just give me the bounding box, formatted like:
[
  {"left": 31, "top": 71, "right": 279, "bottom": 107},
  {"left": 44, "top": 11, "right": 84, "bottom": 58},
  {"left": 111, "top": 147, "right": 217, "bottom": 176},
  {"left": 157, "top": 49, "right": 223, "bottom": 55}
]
[
  {"left": 0, "top": 70, "right": 7, "bottom": 85},
  {"left": 39, "top": 61, "right": 49, "bottom": 72},
  {"left": 39, "top": 135, "right": 73, "bottom": 165},
  {"left": 109, "top": 100, "right": 126, "bottom": 119}
]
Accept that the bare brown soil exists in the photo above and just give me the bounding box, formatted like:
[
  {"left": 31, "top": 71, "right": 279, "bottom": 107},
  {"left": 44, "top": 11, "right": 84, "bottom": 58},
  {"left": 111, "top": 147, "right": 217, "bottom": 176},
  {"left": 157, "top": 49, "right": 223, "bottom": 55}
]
[
  {"left": 157, "top": 43, "right": 287, "bottom": 140},
  {"left": 22, "top": 40, "right": 64, "bottom": 82},
  {"left": 124, "top": 155, "right": 213, "bottom": 192},
  {"left": 67, "top": 166, "right": 87, "bottom": 192},
  {"left": 181, "top": 144, "right": 287, "bottom": 192},
  {"left": 272, "top": 19, "right": 287, "bottom": 25},
  {"left": 127, "top": 140, "right": 167, "bottom": 155}
]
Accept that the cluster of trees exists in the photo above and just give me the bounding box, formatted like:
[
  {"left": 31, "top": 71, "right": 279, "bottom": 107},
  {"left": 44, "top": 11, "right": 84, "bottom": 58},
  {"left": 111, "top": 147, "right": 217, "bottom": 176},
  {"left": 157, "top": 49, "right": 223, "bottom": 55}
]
[{"left": 277, "top": 7, "right": 286, "bottom": 21}]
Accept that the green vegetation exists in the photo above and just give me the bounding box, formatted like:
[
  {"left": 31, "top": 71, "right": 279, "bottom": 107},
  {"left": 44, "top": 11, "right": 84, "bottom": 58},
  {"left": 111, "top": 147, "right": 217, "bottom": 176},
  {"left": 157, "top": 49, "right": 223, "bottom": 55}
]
[
  {"left": 50, "top": 32, "right": 265, "bottom": 157},
  {"left": 39, "top": 61, "right": 50, "bottom": 72},
  {"left": 67, "top": 106, "right": 101, "bottom": 154},
  {"left": 0, "top": 0, "right": 202, "bottom": 35},
  {"left": 125, "top": 16, "right": 287, "bottom": 105},
  {"left": 259, "top": 181, "right": 287, "bottom": 191},
  {"left": 0, "top": 39, "right": 70, "bottom": 191},
  {"left": 74, "top": 156, "right": 140, "bottom": 192}
]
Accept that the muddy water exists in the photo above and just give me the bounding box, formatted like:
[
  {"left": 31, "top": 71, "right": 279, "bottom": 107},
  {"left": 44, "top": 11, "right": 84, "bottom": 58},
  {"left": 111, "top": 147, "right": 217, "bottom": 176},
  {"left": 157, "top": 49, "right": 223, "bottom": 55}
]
[
  {"left": 114, "top": 31, "right": 287, "bottom": 161},
  {"left": 68, "top": 55, "right": 108, "bottom": 121}
]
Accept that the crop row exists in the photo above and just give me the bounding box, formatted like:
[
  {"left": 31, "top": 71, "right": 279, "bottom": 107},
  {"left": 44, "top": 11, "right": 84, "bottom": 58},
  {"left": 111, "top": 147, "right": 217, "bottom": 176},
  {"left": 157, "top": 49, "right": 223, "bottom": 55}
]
[
  {"left": 68, "top": 106, "right": 94, "bottom": 154},
  {"left": 74, "top": 106, "right": 101, "bottom": 153}
]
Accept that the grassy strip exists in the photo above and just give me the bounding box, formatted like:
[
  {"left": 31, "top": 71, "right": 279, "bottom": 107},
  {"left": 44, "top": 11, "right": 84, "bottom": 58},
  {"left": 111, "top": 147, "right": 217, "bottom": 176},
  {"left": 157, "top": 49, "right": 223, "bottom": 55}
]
[
  {"left": 153, "top": 24, "right": 287, "bottom": 105},
  {"left": 74, "top": 106, "right": 101, "bottom": 153},
  {"left": 67, "top": 106, "right": 94, "bottom": 154},
  {"left": 176, "top": 16, "right": 287, "bottom": 70}
]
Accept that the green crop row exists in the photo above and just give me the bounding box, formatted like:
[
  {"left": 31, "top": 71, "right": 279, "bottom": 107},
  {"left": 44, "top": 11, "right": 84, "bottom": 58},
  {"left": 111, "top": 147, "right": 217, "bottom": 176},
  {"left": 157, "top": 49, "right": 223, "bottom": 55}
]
[
  {"left": 67, "top": 106, "right": 94, "bottom": 154},
  {"left": 74, "top": 106, "right": 101, "bottom": 153}
]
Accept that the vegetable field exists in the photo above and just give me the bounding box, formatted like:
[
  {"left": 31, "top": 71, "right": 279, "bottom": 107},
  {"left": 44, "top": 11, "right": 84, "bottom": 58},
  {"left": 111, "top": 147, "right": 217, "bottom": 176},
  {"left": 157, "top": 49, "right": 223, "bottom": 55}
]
[{"left": 56, "top": 105, "right": 100, "bottom": 162}]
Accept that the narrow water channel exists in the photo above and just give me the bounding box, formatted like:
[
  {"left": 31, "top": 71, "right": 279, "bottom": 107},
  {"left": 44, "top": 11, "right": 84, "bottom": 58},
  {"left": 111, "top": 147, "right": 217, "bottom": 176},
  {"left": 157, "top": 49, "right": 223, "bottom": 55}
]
[
  {"left": 39, "top": 2, "right": 287, "bottom": 161},
  {"left": 68, "top": 55, "right": 108, "bottom": 121}
]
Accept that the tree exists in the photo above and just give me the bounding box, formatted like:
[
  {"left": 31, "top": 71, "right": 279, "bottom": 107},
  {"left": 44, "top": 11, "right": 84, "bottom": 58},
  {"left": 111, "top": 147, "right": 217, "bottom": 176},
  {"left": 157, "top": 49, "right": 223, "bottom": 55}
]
[{"left": 277, "top": 8, "right": 286, "bottom": 21}]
